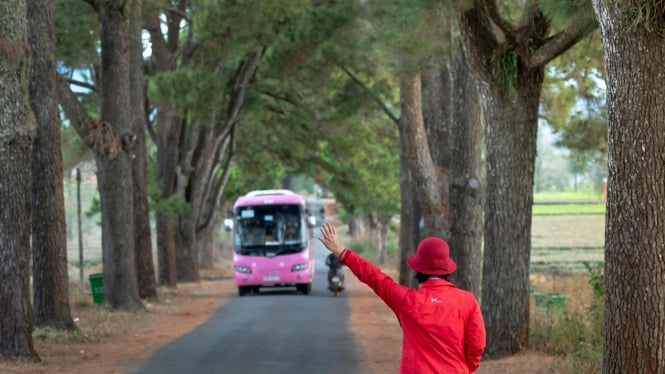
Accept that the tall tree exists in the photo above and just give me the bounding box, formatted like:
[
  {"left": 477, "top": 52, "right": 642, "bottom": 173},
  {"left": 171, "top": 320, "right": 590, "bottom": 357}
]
[
  {"left": 55, "top": 0, "right": 155, "bottom": 299},
  {"left": 458, "top": 1, "right": 596, "bottom": 357},
  {"left": 0, "top": 0, "right": 39, "bottom": 358},
  {"left": 129, "top": 0, "right": 157, "bottom": 300},
  {"left": 93, "top": 0, "right": 142, "bottom": 310},
  {"left": 28, "top": 0, "right": 76, "bottom": 329},
  {"left": 448, "top": 42, "right": 483, "bottom": 297},
  {"left": 592, "top": 1, "right": 665, "bottom": 372}
]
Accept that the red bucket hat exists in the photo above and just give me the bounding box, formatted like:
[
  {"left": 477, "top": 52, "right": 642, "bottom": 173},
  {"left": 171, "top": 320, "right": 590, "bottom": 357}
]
[{"left": 407, "top": 237, "right": 457, "bottom": 275}]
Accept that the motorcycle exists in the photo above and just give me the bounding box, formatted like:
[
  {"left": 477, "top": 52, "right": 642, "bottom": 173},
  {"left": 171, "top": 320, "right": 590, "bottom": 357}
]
[{"left": 328, "top": 269, "right": 345, "bottom": 297}]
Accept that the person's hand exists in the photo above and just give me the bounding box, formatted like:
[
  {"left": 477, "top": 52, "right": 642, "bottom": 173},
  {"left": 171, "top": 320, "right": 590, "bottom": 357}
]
[{"left": 318, "top": 223, "right": 345, "bottom": 256}]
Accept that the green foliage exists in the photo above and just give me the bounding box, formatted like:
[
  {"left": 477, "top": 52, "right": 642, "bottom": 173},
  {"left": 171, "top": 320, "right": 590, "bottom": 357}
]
[
  {"left": 55, "top": 0, "right": 99, "bottom": 69},
  {"left": 538, "top": 0, "right": 593, "bottom": 28},
  {"left": 490, "top": 47, "right": 518, "bottom": 92},
  {"left": 582, "top": 261, "right": 605, "bottom": 298},
  {"left": 615, "top": 0, "right": 665, "bottom": 32},
  {"left": 530, "top": 262, "right": 604, "bottom": 372},
  {"left": 85, "top": 196, "right": 101, "bottom": 220},
  {"left": 530, "top": 310, "right": 602, "bottom": 372},
  {"left": 344, "top": 237, "right": 370, "bottom": 257},
  {"left": 364, "top": 0, "right": 461, "bottom": 75}
]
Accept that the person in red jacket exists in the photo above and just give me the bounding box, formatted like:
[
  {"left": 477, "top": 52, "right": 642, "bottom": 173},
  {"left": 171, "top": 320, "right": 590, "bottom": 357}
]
[{"left": 318, "top": 223, "right": 486, "bottom": 374}]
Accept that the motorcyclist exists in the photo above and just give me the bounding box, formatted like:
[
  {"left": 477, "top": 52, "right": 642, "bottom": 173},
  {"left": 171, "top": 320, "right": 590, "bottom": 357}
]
[{"left": 325, "top": 252, "right": 345, "bottom": 292}]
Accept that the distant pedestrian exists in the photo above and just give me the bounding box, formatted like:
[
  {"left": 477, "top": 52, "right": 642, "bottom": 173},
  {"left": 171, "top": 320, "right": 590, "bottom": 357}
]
[{"left": 318, "top": 223, "right": 485, "bottom": 373}]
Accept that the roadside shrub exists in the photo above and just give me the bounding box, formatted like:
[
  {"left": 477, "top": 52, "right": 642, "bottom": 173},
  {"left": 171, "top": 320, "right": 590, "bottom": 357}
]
[{"left": 530, "top": 263, "right": 604, "bottom": 373}]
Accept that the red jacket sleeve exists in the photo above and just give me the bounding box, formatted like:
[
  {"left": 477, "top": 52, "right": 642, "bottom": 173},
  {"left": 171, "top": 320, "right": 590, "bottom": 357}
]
[
  {"left": 339, "top": 249, "right": 409, "bottom": 313},
  {"left": 465, "top": 300, "right": 486, "bottom": 372}
]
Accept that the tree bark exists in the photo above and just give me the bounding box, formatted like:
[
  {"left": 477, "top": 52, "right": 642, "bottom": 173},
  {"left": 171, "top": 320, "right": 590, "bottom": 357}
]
[
  {"left": 478, "top": 69, "right": 542, "bottom": 358},
  {"left": 593, "top": 1, "right": 665, "bottom": 372},
  {"left": 458, "top": 2, "right": 595, "bottom": 357},
  {"left": 156, "top": 212, "right": 178, "bottom": 287},
  {"left": 399, "top": 75, "right": 448, "bottom": 238},
  {"left": 0, "top": 0, "right": 39, "bottom": 357},
  {"left": 96, "top": 0, "right": 142, "bottom": 311},
  {"left": 398, "top": 126, "right": 420, "bottom": 288},
  {"left": 29, "top": 0, "right": 76, "bottom": 330},
  {"left": 145, "top": 6, "right": 184, "bottom": 288},
  {"left": 130, "top": 0, "right": 157, "bottom": 300},
  {"left": 448, "top": 43, "right": 483, "bottom": 298}
]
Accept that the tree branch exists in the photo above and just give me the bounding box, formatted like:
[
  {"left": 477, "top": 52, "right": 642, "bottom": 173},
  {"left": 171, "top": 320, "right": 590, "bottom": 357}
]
[
  {"left": 66, "top": 78, "right": 96, "bottom": 92},
  {"left": 56, "top": 74, "right": 96, "bottom": 149},
  {"left": 528, "top": 11, "right": 597, "bottom": 69},
  {"left": 338, "top": 65, "right": 399, "bottom": 126},
  {"left": 481, "top": 0, "right": 516, "bottom": 45}
]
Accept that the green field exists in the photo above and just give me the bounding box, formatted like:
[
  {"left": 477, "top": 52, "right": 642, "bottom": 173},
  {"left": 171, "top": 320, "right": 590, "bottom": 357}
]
[{"left": 531, "top": 214, "right": 604, "bottom": 273}]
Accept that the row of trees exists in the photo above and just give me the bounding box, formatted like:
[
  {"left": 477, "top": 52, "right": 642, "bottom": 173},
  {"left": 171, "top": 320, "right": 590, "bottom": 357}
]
[{"left": 2, "top": 0, "right": 664, "bottom": 371}]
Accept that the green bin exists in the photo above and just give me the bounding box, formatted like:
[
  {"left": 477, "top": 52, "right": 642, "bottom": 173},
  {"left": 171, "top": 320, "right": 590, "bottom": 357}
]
[{"left": 88, "top": 273, "right": 104, "bottom": 304}]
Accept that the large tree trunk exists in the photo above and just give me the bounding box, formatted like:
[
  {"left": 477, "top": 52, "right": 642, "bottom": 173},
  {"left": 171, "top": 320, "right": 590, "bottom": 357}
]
[
  {"left": 479, "top": 70, "right": 542, "bottom": 357},
  {"left": 593, "top": 1, "right": 665, "bottom": 372},
  {"left": 399, "top": 75, "right": 448, "bottom": 238},
  {"left": 96, "top": 0, "right": 142, "bottom": 311},
  {"left": 29, "top": 0, "right": 76, "bottom": 330},
  {"left": 0, "top": 0, "right": 39, "bottom": 357},
  {"left": 422, "top": 62, "right": 452, "bottom": 240},
  {"left": 448, "top": 43, "right": 483, "bottom": 297},
  {"left": 458, "top": 2, "right": 594, "bottom": 357},
  {"left": 130, "top": 0, "right": 157, "bottom": 300}
]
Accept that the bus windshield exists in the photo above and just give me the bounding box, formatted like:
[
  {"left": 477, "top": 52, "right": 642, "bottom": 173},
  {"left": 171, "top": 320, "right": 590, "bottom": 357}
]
[{"left": 234, "top": 204, "right": 307, "bottom": 257}]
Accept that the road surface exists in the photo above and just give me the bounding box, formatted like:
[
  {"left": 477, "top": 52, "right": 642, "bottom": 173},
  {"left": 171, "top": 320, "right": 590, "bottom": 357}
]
[{"left": 132, "top": 227, "right": 362, "bottom": 374}]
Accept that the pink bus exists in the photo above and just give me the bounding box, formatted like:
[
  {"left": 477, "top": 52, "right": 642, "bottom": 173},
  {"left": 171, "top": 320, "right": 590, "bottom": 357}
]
[{"left": 226, "top": 189, "right": 316, "bottom": 296}]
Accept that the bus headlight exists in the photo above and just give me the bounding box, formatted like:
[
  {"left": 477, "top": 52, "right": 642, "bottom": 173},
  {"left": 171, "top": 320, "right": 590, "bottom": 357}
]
[
  {"left": 291, "top": 263, "right": 308, "bottom": 272},
  {"left": 234, "top": 265, "right": 252, "bottom": 274}
]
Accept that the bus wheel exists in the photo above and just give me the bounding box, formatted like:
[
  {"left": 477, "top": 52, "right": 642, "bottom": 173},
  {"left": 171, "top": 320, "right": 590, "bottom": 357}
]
[
  {"left": 297, "top": 283, "right": 311, "bottom": 295},
  {"left": 238, "top": 286, "right": 249, "bottom": 296}
]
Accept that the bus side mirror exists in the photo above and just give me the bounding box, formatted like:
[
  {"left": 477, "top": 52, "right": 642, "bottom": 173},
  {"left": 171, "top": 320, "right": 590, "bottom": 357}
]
[
  {"left": 307, "top": 216, "right": 317, "bottom": 228},
  {"left": 223, "top": 218, "right": 233, "bottom": 232}
]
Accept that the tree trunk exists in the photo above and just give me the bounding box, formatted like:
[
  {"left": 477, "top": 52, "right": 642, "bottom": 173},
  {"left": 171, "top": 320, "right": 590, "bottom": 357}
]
[
  {"left": 479, "top": 70, "right": 542, "bottom": 357},
  {"left": 176, "top": 217, "right": 199, "bottom": 282},
  {"left": 593, "top": 1, "right": 665, "bottom": 372},
  {"left": 96, "top": 0, "right": 142, "bottom": 311},
  {"left": 130, "top": 0, "right": 157, "bottom": 300},
  {"left": 156, "top": 213, "right": 177, "bottom": 287},
  {"left": 399, "top": 75, "right": 448, "bottom": 238},
  {"left": 377, "top": 222, "right": 388, "bottom": 265},
  {"left": 0, "top": 0, "right": 39, "bottom": 356},
  {"left": 29, "top": 0, "right": 76, "bottom": 330},
  {"left": 458, "top": 3, "right": 594, "bottom": 357},
  {"left": 197, "top": 218, "right": 217, "bottom": 269},
  {"left": 398, "top": 126, "right": 420, "bottom": 288},
  {"left": 422, "top": 62, "right": 452, "bottom": 240},
  {"left": 448, "top": 43, "right": 483, "bottom": 297},
  {"left": 368, "top": 211, "right": 378, "bottom": 251}
]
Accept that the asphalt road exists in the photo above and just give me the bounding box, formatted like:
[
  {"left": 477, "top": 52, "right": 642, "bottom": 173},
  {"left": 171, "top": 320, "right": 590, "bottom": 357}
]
[{"left": 132, "top": 227, "right": 362, "bottom": 374}]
